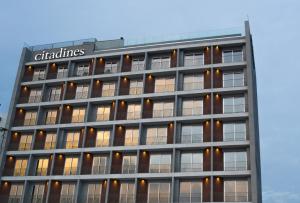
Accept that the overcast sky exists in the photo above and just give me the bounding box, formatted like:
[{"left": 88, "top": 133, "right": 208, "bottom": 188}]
[{"left": 1, "top": 0, "right": 300, "bottom": 202}]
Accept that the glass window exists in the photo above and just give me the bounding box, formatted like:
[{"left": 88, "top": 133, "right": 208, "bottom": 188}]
[
  {"left": 124, "top": 128, "right": 139, "bottom": 146},
  {"left": 222, "top": 50, "right": 243, "bottom": 63},
  {"left": 24, "top": 111, "right": 37, "bottom": 126},
  {"left": 71, "top": 108, "right": 86, "bottom": 123},
  {"left": 146, "top": 127, "right": 167, "bottom": 145},
  {"left": 65, "top": 131, "right": 80, "bottom": 149},
  {"left": 155, "top": 78, "right": 175, "bottom": 93},
  {"left": 87, "top": 183, "right": 102, "bottom": 203},
  {"left": 127, "top": 104, "right": 141, "bottom": 120},
  {"left": 49, "top": 86, "right": 62, "bottom": 101},
  {"left": 149, "top": 154, "right": 171, "bottom": 173},
  {"left": 183, "top": 74, "right": 204, "bottom": 91},
  {"left": 224, "top": 180, "right": 248, "bottom": 202},
  {"left": 223, "top": 123, "right": 246, "bottom": 141},
  {"left": 104, "top": 61, "right": 118, "bottom": 73},
  {"left": 223, "top": 96, "right": 245, "bottom": 114},
  {"left": 33, "top": 69, "right": 45, "bottom": 81},
  {"left": 182, "top": 99, "right": 203, "bottom": 116},
  {"left": 76, "top": 64, "right": 89, "bottom": 76},
  {"left": 181, "top": 152, "right": 203, "bottom": 172},
  {"left": 44, "top": 133, "right": 57, "bottom": 149},
  {"left": 102, "top": 82, "right": 115, "bottom": 97},
  {"left": 14, "top": 159, "right": 28, "bottom": 176},
  {"left": 148, "top": 182, "right": 170, "bottom": 203},
  {"left": 179, "top": 182, "right": 202, "bottom": 203},
  {"left": 36, "top": 158, "right": 49, "bottom": 176},
  {"left": 223, "top": 71, "right": 244, "bottom": 88},
  {"left": 75, "top": 84, "right": 89, "bottom": 99},
  {"left": 28, "top": 89, "right": 42, "bottom": 103},
  {"left": 120, "top": 183, "right": 135, "bottom": 203},
  {"left": 122, "top": 155, "right": 137, "bottom": 174},
  {"left": 96, "top": 130, "right": 110, "bottom": 147},
  {"left": 45, "top": 109, "right": 57, "bottom": 125},
  {"left": 60, "top": 184, "right": 76, "bottom": 203},
  {"left": 32, "top": 184, "right": 45, "bottom": 203},
  {"left": 153, "top": 102, "right": 174, "bottom": 118},
  {"left": 64, "top": 157, "right": 78, "bottom": 175},
  {"left": 224, "top": 152, "right": 247, "bottom": 171},
  {"left": 57, "top": 66, "right": 68, "bottom": 78},
  {"left": 92, "top": 156, "right": 107, "bottom": 174},
  {"left": 96, "top": 106, "right": 111, "bottom": 121},
  {"left": 19, "top": 134, "right": 32, "bottom": 150},
  {"left": 151, "top": 57, "right": 171, "bottom": 70},
  {"left": 9, "top": 184, "right": 23, "bottom": 203},
  {"left": 131, "top": 58, "right": 145, "bottom": 71},
  {"left": 181, "top": 125, "right": 203, "bottom": 143},
  {"left": 184, "top": 53, "right": 204, "bottom": 66},
  {"left": 129, "top": 80, "right": 143, "bottom": 95}
]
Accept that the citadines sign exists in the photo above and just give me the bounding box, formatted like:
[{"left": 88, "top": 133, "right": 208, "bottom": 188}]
[{"left": 34, "top": 48, "right": 85, "bottom": 61}]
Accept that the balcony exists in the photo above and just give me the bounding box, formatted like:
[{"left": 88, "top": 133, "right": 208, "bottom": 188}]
[
  {"left": 149, "top": 164, "right": 171, "bottom": 173},
  {"left": 122, "top": 164, "right": 136, "bottom": 174},
  {"left": 178, "top": 193, "right": 202, "bottom": 203},
  {"left": 180, "top": 163, "right": 203, "bottom": 172},
  {"left": 224, "top": 161, "right": 247, "bottom": 171}
]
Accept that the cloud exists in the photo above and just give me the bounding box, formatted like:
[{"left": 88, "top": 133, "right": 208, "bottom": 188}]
[{"left": 263, "top": 190, "right": 300, "bottom": 203}]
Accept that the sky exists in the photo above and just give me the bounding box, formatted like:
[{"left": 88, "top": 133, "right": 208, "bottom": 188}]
[{"left": 0, "top": 0, "right": 300, "bottom": 202}]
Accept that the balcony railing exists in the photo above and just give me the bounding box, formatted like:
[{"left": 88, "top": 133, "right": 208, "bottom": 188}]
[
  {"left": 180, "top": 163, "right": 203, "bottom": 172},
  {"left": 223, "top": 104, "right": 246, "bottom": 114},
  {"left": 31, "top": 195, "right": 44, "bottom": 203},
  {"left": 149, "top": 164, "right": 171, "bottom": 173},
  {"left": 6, "top": 195, "right": 23, "bottom": 203},
  {"left": 36, "top": 168, "right": 48, "bottom": 176},
  {"left": 53, "top": 167, "right": 78, "bottom": 175},
  {"left": 223, "top": 161, "right": 247, "bottom": 171},
  {"left": 86, "top": 195, "right": 101, "bottom": 203},
  {"left": 28, "top": 96, "right": 42, "bottom": 103},
  {"left": 23, "top": 119, "right": 37, "bottom": 126},
  {"left": 119, "top": 194, "right": 135, "bottom": 203},
  {"left": 214, "top": 192, "right": 248, "bottom": 202},
  {"left": 13, "top": 168, "right": 27, "bottom": 176},
  {"left": 154, "top": 85, "right": 175, "bottom": 93},
  {"left": 147, "top": 193, "right": 170, "bottom": 203},
  {"left": 178, "top": 193, "right": 202, "bottom": 203},
  {"left": 91, "top": 165, "right": 107, "bottom": 174},
  {"left": 152, "top": 109, "right": 174, "bottom": 118},
  {"left": 223, "top": 132, "right": 246, "bottom": 142},
  {"left": 101, "top": 89, "right": 115, "bottom": 97},
  {"left": 65, "top": 141, "right": 80, "bottom": 149},
  {"left": 146, "top": 136, "right": 167, "bottom": 145},
  {"left": 126, "top": 112, "right": 141, "bottom": 120},
  {"left": 96, "top": 113, "right": 111, "bottom": 121},
  {"left": 223, "top": 78, "right": 245, "bottom": 88},
  {"left": 182, "top": 82, "right": 204, "bottom": 91},
  {"left": 122, "top": 164, "right": 136, "bottom": 174},
  {"left": 59, "top": 195, "right": 76, "bottom": 203},
  {"left": 181, "top": 134, "right": 203, "bottom": 144},
  {"left": 181, "top": 107, "right": 203, "bottom": 116},
  {"left": 222, "top": 52, "right": 244, "bottom": 63},
  {"left": 129, "top": 87, "right": 143, "bottom": 95}
]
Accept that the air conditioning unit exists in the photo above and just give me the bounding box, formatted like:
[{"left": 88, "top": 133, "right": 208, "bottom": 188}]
[{"left": 105, "top": 68, "right": 111, "bottom": 73}]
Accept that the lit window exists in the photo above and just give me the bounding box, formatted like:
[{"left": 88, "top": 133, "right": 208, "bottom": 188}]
[
  {"left": 120, "top": 183, "right": 135, "bottom": 203},
  {"left": 96, "top": 106, "right": 111, "bottom": 121},
  {"left": 124, "top": 128, "right": 139, "bottom": 146},
  {"left": 148, "top": 182, "right": 170, "bottom": 203},
  {"left": 9, "top": 184, "right": 23, "bottom": 203},
  {"left": 65, "top": 131, "right": 80, "bottom": 149},
  {"left": 76, "top": 64, "right": 89, "bottom": 76},
  {"left": 153, "top": 102, "right": 174, "bottom": 118},
  {"left": 184, "top": 52, "right": 204, "bottom": 66},
  {"left": 60, "top": 184, "right": 76, "bottom": 203},
  {"left": 19, "top": 134, "right": 32, "bottom": 150},
  {"left": 49, "top": 86, "right": 61, "bottom": 101},
  {"left": 149, "top": 154, "right": 171, "bottom": 173},
  {"left": 155, "top": 78, "right": 175, "bottom": 93},
  {"left": 122, "top": 155, "right": 137, "bottom": 174},
  {"left": 104, "top": 61, "right": 118, "bottom": 73},
  {"left": 45, "top": 109, "right": 57, "bottom": 125},
  {"left": 182, "top": 99, "right": 203, "bottom": 116},
  {"left": 87, "top": 183, "right": 102, "bottom": 203},
  {"left": 183, "top": 74, "right": 204, "bottom": 91},
  {"left": 14, "top": 159, "right": 28, "bottom": 176},
  {"left": 224, "top": 180, "right": 248, "bottom": 202},
  {"left": 181, "top": 152, "right": 203, "bottom": 172},
  {"left": 36, "top": 158, "right": 49, "bottom": 176},
  {"left": 127, "top": 104, "right": 141, "bottom": 120},
  {"left": 32, "top": 184, "right": 45, "bottom": 203},
  {"left": 28, "top": 89, "right": 42, "bottom": 103},
  {"left": 102, "top": 82, "right": 115, "bottom": 97},
  {"left": 64, "top": 157, "right": 78, "bottom": 175},
  {"left": 146, "top": 127, "right": 167, "bottom": 145},
  {"left": 96, "top": 130, "right": 110, "bottom": 147},
  {"left": 92, "top": 156, "right": 107, "bottom": 174},
  {"left": 181, "top": 125, "right": 203, "bottom": 144},
  {"left": 24, "top": 111, "right": 37, "bottom": 126},
  {"left": 32, "top": 69, "right": 45, "bottom": 81},
  {"left": 129, "top": 80, "right": 143, "bottom": 95},
  {"left": 75, "top": 84, "right": 89, "bottom": 99},
  {"left": 44, "top": 133, "right": 57, "bottom": 149},
  {"left": 179, "top": 181, "right": 202, "bottom": 203},
  {"left": 151, "top": 56, "right": 170, "bottom": 70},
  {"left": 223, "top": 96, "right": 245, "bottom": 114},
  {"left": 71, "top": 108, "right": 86, "bottom": 123}
]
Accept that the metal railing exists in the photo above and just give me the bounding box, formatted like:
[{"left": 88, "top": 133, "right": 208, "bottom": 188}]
[
  {"left": 101, "top": 89, "right": 116, "bottom": 97},
  {"left": 149, "top": 164, "right": 171, "bottom": 173},
  {"left": 181, "top": 134, "right": 203, "bottom": 144},
  {"left": 86, "top": 195, "right": 101, "bottom": 203},
  {"left": 152, "top": 109, "right": 174, "bottom": 118},
  {"left": 59, "top": 194, "right": 76, "bottom": 203},
  {"left": 36, "top": 168, "right": 48, "bottom": 176},
  {"left": 181, "top": 108, "right": 203, "bottom": 116},
  {"left": 222, "top": 78, "right": 245, "bottom": 88},
  {"left": 65, "top": 141, "right": 80, "bottom": 149},
  {"left": 119, "top": 194, "right": 135, "bottom": 203},
  {"left": 182, "top": 82, "right": 204, "bottom": 91},
  {"left": 45, "top": 117, "right": 57, "bottom": 125},
  {"left": 178, "top": 193, "right": 202, "bottom": 203},
  {"left": 31, "top": 195, "right": 44, "bottom": 203},
  {"left": 122, "top": 164, "right": 136, "bottom": 174},
  {"left": 223, "top": 104, "right": 246, "bottom": 114},
  {"left": 222, "top": 53, "right": 244, "bottom": 64},
  {"left": 180, "top": 163, "right": 203, "bottom": 172},
  {"left": 13, "top": 168, "right": 27, "bottom": 176},
  {"left": 223, "top": 132, "right": 246, "bottom": 142},
  {"left": 147, "top": 193, "right": 170, "bottom": 203},
  {"left": 18, "top": 143, "right": 32, "bottom": 151},
  {"left": 6, "top": 195, "right": 23, "bottom": 203},
  {"left": 91, "top": 166, "right": 107, "bottom": 174},
  {"left": 222, "top": 192, "right": 249, "bottom": 202},
  {"left": 96, "top": 113, "right": 111, "bottom": 121},
  {"left": 223, "top": 161, "right": 247, "bottom": 171},
  {"left": 146, "top": 136, "right": 168, "bottom": 145},
  {"left": 154, "top": 85, "right": 175, "bottom": 93}
]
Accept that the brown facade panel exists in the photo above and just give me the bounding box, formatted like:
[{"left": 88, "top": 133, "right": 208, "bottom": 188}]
[
  {"left": 85, "top": 128, "right": 96, "bottom": 147},
  {"left": 143, "top": 99, "right": 153, "bottom": 118},
  {"left": 213, "top": 95, "right": 223, "bottom": 114},
  {"left": 136, "top": 180, "right": 148, "bottom": 203},
  {"left": 213, "top": 177, "right": 224, "bottom": 202},
  {"left": 49, "top": 181, "right": 62, "bottom": 203},
  {"left": 138, "top": 151, "right": 149, "bottom": 173},
  {"left": 204, "top": 47, "right": 211, "bottom": 65},
  {"left": 3, "top": 157, "right": 15, "bottom": 176},
  {"left": 203, "top": 149, "right": 211, "bottom": 171},
  {"left": 213, "top": 46, "right": 222, "bottom": 64},
  {"left": 53, "top": 155, "right": 65, "bottom": 175},
  {"left": 92, "top": 80, "right": 103, "bottom": 98},
  {"left": 8, "top": 132, "right": 21, "bottom": 151},
  {"left": 203, "top": 121, "right": 211, "bottom": 142},
  {"left": 65, "top": 82, "right": 76, "bottom": 100},
  {"left": 111, "top": 152, "right": 122, "bottom": 174},
  {"left": 171, "top": 51, "right": 177, "bottom": 67},
  {"left": 22, "top": 66, "right": 33, "bottom": 82},
  {"left": 101, "top": 181, "right": 107, "bottom": 203},
  {"left": 81, "top": 153, "right": 93, "bottom": 174},
  {"left": 116, "top": 101, "right": 127, "bottom": 120},
  {"left": 95, "top": 58, "right": 105, "bottom": 75},
  {"left": 213, "top": 148, "right": 223, "bottom": 171},
  {"left": 0, "top": 182, "right": 11, "bottom": 202},
  {"left": 108, "top": 181, "right": 120, "bottom": 203},
  {"left": 122, "top": 55, "right": 132, "bottom": 72},
  {"left": 114, "top": 126, "right": 125, "bottom": 146},
  {"left": 119, "top": 78, "right": 130, "bottom": 95},
  {"left": 203, "top": 95, "right": 211, "bottom": 114},
  {"left": 167, "top": 123, "right": 174, "bottom": 144},
  {"left": 61, "top": 105, "right": 73, "bottom": 123},
  {"left": 214, "top": 121, "right": 223, "bottom": 142},
  {"left": 203, "top": 178, "right": 211, "bottom": 202},
  {"left": 144, "top": 75, "right": 155, "bottom": 94},
  {"left": 213, "top": 69, "right": 223, "bottom": 88},
  {"left": 204, "top": 70, "right": 211, "bottom": 89}
]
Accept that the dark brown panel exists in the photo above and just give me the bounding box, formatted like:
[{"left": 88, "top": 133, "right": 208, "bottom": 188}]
[
  {"left": 108, "top": 180, "right": 120, "bottom": 203},
  {"left": 203, "top": 178, "right": 211, "bottom": 202},
  {"left": 214, "top": 121, "right": 223, "bottom": 142},
  {"left": 110, "top": 102, "right": 116, "bottom": 121},
  {"left": 47, "top": 63, "right": 57, "bottom": 79},
  {"left": 0, "top": 182, "right": 11, "bottom": 203},
  {"left": 144, "top": 75, "right": 155, "bottom": 94},
  {"left": 81, "top": 153, "right": 93, "bottom": 174},
  {"left": 203, "top": 121, "right": 211, "bottom": 142},
  {"left": 95, "top": 58, "right": 105, "bottom": 75},
  {"left": 204, "top": 70, "right": 211, "bottom": 89},
  {"left": 213, "top": 69, "right": 223, "bottom": 88},
  {"left": 18, "top": 86, "right": 30, "bottom": 103},
  {"left": 167, "top": 124, "right": 174, "bottom": 144},
  {"left": 213, "top": 177, "right": 224, "bottom": 202},
  {"left": 213, "top": 148, "right": 223, "bottom": 171},
  {"left": 119, "top": 78, "right": 130, "bottom": 95},
  {"left": 213, "top": 95, "right": 222, "bottom": 114},
  {"left": 85, "top": 128, "right": 96, "bottom": 147},
  {"left": 122, "top": 55, "right": 132, "bottom": 72},
  {"left": 116, "top": 101, "right": 127, "bottom": 120},
  {"left": 171, "top": 51, "right": 177, "bottom": 67},
  {"left": 92, "top": 80, "right": 103, "bottom": 98},
  {"left": 101, "top": 181, "right": 107, "bottom": 203},
  {"left": 53, "top": 155, "right": 65, "bottom": 175},
  {"left": 213, "top": 46, "right": 222, "bottom": 64},
  {"left": 203, "top": 149, "right": 211, "bottom": 171},
  {"left": 49, "top": 181, "right": 62, "bottom": 203},
  {"left": 203, "top": 95, "right": 211, "bottom": 115},
  {"left": 204, "top": 47, "right": 211, "bottom": 65},
  {"left": 22, "top": 66, "right": 33, "bottom": 82},
  {"left": 14, "top": 109, "right": 25, "bottom": 126},
  {"left": 136, "top": 180, "right": 148, "bottom": 203},
  {"left": 138, "top": 151, "right": 149, "bottom": 173},
  {"left": 3, "top": 157, "right": 15, "bottom": 176},
  {"left": 65, "top": 82, "right": 76, "bottom": 100},
  {"left": 143, "top": 99, "right": 153, "bottom": 118},
  {"left": 9, "top": 132, "right": 21, "bottom": 151},
  {"left": 111, "top": 152, "right": 122, "bottom": 174},
  {"left": 61, "top": 106, "right": 73, "bottom": 124},
  {"left": 114, "top": 126, "right": 125, "bottom": 146}
]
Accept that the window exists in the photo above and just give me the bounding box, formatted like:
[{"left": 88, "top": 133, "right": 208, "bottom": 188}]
[
  {"left": 182, "top": 99, "right": 203, "bottom": 116},
  {"left": 49, "top": 86, "right": 61, "bottom": 101},
  {"left": 45, "top": 109, "right": 57, "bottom": 125},
  {"left": 96, "top": 130, "right": 110, "bottom": 147},
  {"left": 65, "top": 131, "right": 80, "bottom": 149},
  {"left": 181, "top": 152, "right": 203, "bottom": 172},
  {"left": 19, "top": 134, "right": 32, "bottom": 150},
  {"left": 44, "top": 133, "right": 57, "bottom": 149},
  {"left": 33, "top": 69, "right": 45, "bottom": 81},
  {"left": 224, "top": 180, "right": 248, "bottom": 202},
  {"left": 184, "top": 52, "right": 204, "bottom": 66},
  {"left": 87, "top": 183, "right": 102, "bottom": 203},
  {"left": 223, "top": 97, "right": 245, "bottom": 114},
  {"left": 96, "top": 106, "right": 111, "bottom": 121},
  {"left": 223, "top": 72, "right": 244, "bottom": 88},
  {"left": 36, "top": 158, "right": 49, "bottom": 176},
  {"left": 146, "top": 127, "right": 167, "bottom": 145},
  {"left": 104, "top": 61, "right": 118, "bottom": 73},
  {"left": 179, "top": 182, "right": 202, "bottom": 203},
  {"left": 181, "top": 125, "right": 203, "bottom": 143},
  {"left": 183, "top": 74, "right": 204, "bottom": 90},
  {"left": 124, "top": 128, "right": 139, "bottom": 146},
  {"left": 131, "top": 58, "right": 145, "bottom": 71},
  {"left": 151, "top": 57, "right": 170, "bottom": 70},
  {"left": 75, "top": 84, "right": 89, "bottom": 99},
  {"left": 71, "top": 108, "right": 85, "bottom": 123},
  {"left": 102, "top": 82, "right": 115, "bottom": 97},
  {"left": 32, "top": 184, "right": 45, "bottom": 203},
  {"left": 148, "top": 182, "right": 170, "bottom": 203},
  {"left": 60, "top": 184, "right": 76, "bottom": 203},
  {"left": 149, "top": 154, "right": 171, "bottom": 173},
  {"left": 76, "top": 64, "right": 89, "bottom": 76},
  {"left": 122, "top": 155, "right": 136, "bottom": 174},
  {"left": 129, "top": 80, "right": 143, "bottom": 95},
  {"left": 24, "top": 111, "right": 37, "bottom": 126},
  {"left": 224, "top": 152, "right": 247, "bottom": 171},
  {"left": 92, "top": 156, "right": 107, "bottom": 174},
  {"left": 64, "top": 157, "right": 78, "bottom": 175},
  {"left": 223, "top": 123, "right": 246, "bottom": 141},
  {"left": 222, "top": 50, "right": 243, "bottom": 63},
  {"left": 127, "top": 104, "right": 141, "bottom": 120},
  {"left": 14, "top": 159, "right": 28, "bottom": 176},
  {"left": 9, "top": 184, "right": 23, "bottom": 203},
  {"left": 57, "top": 66, "right": 68, "bottom": 78},
  {"left": 155, "top": 78, "right": 175, "bottom": 93},
  {"left": 120, "top": 183, "right": 135, "bottom": 203},
  {"left": 153, "top": 102, "right": 173, "bottom": 118},
  {"left": 28, "top": 89, "right": 42, "bottom": 103}
]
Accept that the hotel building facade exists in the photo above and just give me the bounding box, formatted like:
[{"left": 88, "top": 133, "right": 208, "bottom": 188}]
[{"left": 0, "top": 21, "right": 262, "bottom": 203}]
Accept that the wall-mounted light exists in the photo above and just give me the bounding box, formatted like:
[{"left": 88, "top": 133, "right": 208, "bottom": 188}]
[
  {"left": 52, "top": 63, "right": 56, "bottom": 67},
  {"left": 216, "top": 69, "right": 220, "bottom": 74},
  {"left": 99, "top": 58, "right": 103, "bottom": 62},
  {"left": 206, "top": 70, "right": 210, "bottom": 75},
  {"left": 86, "top": 153, "right": 91, "bottom": 158},
  {"left": 206, "top": 47, "right": 210, "bottom": 51},
  {"left": 115, "top": 152, "right": 120, "bottom": 156},
  {"left": 39, "top": 130, "right": 43, "bottom": 134},
  {"left": 215, "top": 148, "right": 220, "bottom": 152},
  {"left": 205, "top": 120, "right": 209, "bottom": 125},
  {"left": 216, "top": 177, "right": 221, "bottom": 182},
  {"left": 66, "top": 105, "right": 71, "bottom": 110},
  {"left": 123, "top": 77, "right": 127, "bottom": 81},
  {"left": 216, "top": 120, "right": 221, "bottom": 125},
  {"left": 19, "top": 109, "right": 23, "bottom": 113},
  {"left": 205, "top": 177, "right": 209, "bottom": 183},
  {"left": 206, "top": 95, "right": 210, "bottom": 99},
  {"left": 58, "top": 154, "right": 63, "bottom": 159},
  {"left": 142, "top": 151, "right": 147, "bottom": 156},
  {"left": 96, "top": 80, "right": 100, "bottom": 84},
  {"left": 126, "top": 55, "right": 130, "bottom": 59},
  {"left": 148, "top": 74, "right": 152, "bottom": 79},
  {"left": 23, "top": 86, "right": 28, "bottom": 91},
  {"left": 28, "top": 66, "right": 32, "bottom": 70},
  {"left": 90, "top": 128, "right": 94, "bottom": 132},
  {"left": 169, "top": 122, "right": 173, "bottom": 127},
  {"left": 140, "top": 179, "right": 145, "bottom": 184},
  {"left": 121, "top": 101, "right": 125, "bottom": 105},
  {"left": 70, "top": 82, "right": 74, "bottom": 87},
  {"left": 215, "top": 94, "right": 220, "bottom": 99},
  {"left": 146, "top": 99, "right": 151, "bottom": 103}
]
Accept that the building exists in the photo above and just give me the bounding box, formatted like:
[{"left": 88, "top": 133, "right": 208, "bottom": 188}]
[{"left": 0, "top": 21, "right": 262, "bottom": 203}]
